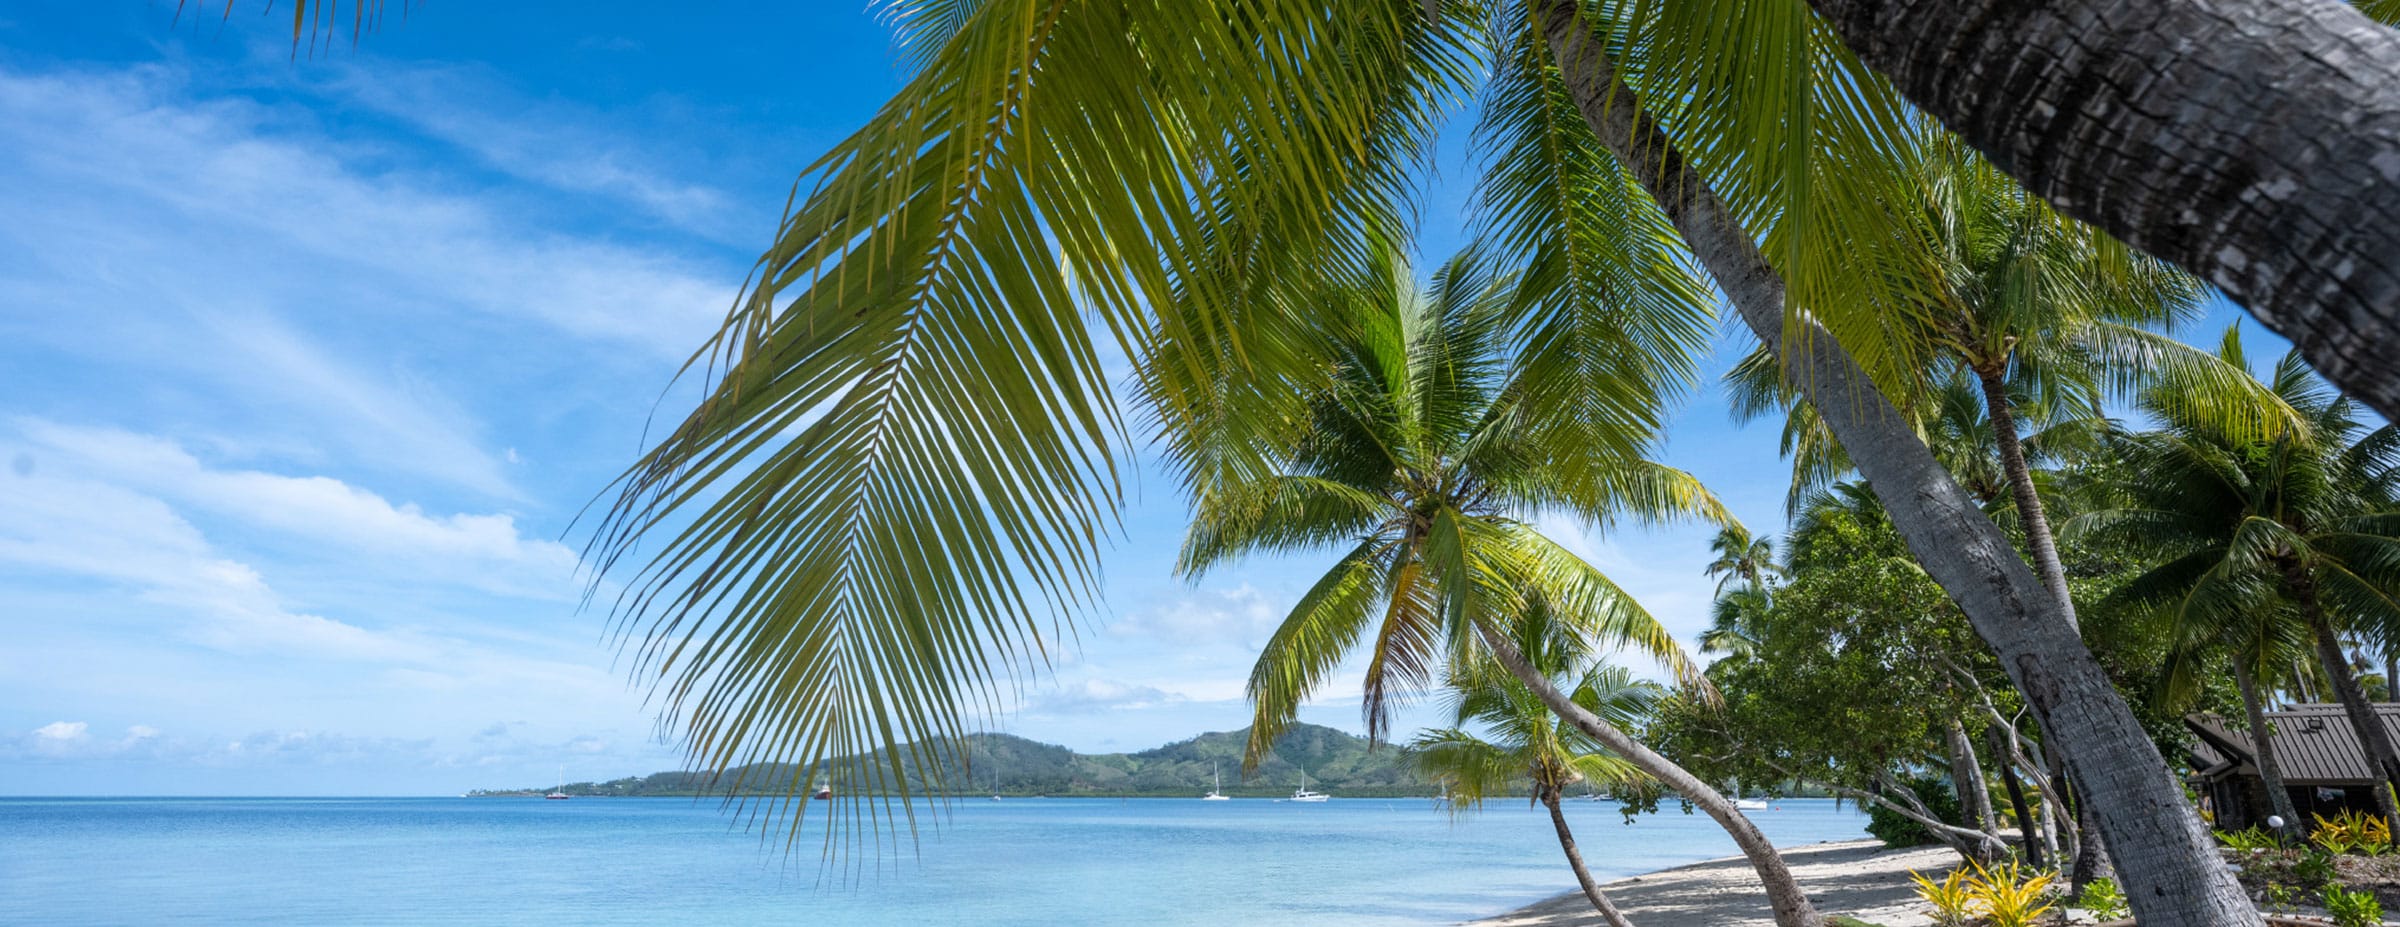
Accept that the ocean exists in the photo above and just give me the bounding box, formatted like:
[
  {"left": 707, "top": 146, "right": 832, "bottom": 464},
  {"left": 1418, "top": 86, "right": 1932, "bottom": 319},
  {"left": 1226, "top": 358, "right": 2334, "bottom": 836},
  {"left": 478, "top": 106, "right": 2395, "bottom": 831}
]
[{"left": 0, "top": 796, "right": 1870, "bottom": 925}]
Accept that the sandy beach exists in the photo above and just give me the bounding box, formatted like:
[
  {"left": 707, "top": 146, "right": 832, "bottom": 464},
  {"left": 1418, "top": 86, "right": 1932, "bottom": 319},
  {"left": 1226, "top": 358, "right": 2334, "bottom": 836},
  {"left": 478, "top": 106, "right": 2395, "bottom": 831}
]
[{"left": 1465, "top": 839, "right": 1957, "bottom": 927}]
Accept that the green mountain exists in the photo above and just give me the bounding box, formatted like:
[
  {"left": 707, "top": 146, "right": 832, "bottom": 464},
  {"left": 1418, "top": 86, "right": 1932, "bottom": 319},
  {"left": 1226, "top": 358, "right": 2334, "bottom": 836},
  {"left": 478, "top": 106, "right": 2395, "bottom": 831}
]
[{"left": 471, "top": 724, "right": 1438, "bottom": 798}]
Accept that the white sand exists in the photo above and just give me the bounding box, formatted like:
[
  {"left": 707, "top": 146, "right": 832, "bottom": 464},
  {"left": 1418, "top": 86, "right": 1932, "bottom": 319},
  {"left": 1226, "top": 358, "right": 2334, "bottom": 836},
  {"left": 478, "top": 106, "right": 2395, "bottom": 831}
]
[{"left": 1464, "top": 839, "right": 1958, "bottom": 927}]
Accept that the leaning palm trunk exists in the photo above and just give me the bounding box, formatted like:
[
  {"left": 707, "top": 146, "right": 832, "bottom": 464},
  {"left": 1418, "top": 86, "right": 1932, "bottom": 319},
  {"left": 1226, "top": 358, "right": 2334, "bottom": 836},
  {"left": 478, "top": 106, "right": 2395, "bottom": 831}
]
[
  {"left": 1538, "top": 4, "right": 2258, "bottom": 923},
  {"left": 2302, "top": 597, "right": 2400, "bottom": 828},
  {"left": 1543, "top": 784, "right": 1637, "bottom": 927},
  {"left": 2234, "top": 661, "right": 2305, "bottom": 834},
  {"left": 1989, "top": 725, "right": 2045, "bottom": 867},
  {"left": 1801, "top": 0, "right": 2400, "bottom": 425},
  {"left": 1975, "top": 369, "right": 2074, "bottom": 613},
  {"left": 1477, "top": 626, "right": 1819, "bottom": 927}
]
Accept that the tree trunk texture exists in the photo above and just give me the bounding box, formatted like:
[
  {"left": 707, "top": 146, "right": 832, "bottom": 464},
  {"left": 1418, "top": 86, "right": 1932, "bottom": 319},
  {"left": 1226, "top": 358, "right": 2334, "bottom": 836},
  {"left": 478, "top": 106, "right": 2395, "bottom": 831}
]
[
  {"left": 1478, "top": 625, "right": 1820, "bottom": 927},
  {"left": 1538, "top": 6, "right": 2258, "bottom": 925},
  {"left": 1976, "top": 369, "right": 2074, "bottom": 617},
  {"left": 1545, "top": 786, "right": 1638, "bottom": 927},
  {"left": 1944, "top": 718, "right": 1998, "bottom": 838},
  {"left": 1804, "top": 0, "right": 2400, "bottom": 425},
  {"left": 2236, "top": 660, "right": 2306, "bottom": 834},
  {"left": 1990, "top": 724, "right": 2045, "bottom": 867},
  {"left": 2306, "top": 604, "right": 2400, "bottom": 828}
]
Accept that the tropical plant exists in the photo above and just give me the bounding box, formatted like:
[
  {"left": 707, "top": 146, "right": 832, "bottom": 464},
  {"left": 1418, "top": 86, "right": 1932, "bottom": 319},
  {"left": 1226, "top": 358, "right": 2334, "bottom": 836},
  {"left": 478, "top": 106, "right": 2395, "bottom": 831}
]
[
  {"left": 1966, "top": 860, "right": 2058, "bottom": 927},
  {"left": 1697, "top": 582, "right": 1771, "bottom": 661},
  {"left": 2298, "top": 850, "right": 2340, "bottom": 891},
  {"left": 1413, "top": 656, "right": 1662, "bottom": 927},
  {"left": 2217, "top": 826, "right": 2281, "bottom": 853},
  {"left": 1910, "top": 867, "right": 1975, "bottom": 927},
  {"left": 534, "top": 1, "right": 2257, "bottom": 919},
  {"left": 2324, "top": 885, "right": 2384, "bottom": 927},
  {"left": 1704, "top": 524, "right": 1781, "bottom": 595},
  {"left": 2073, "top": 877, "right": 2130, "bottom": 923},
  {"left": 2075, "top": 331, "right": 2400, "bottom": 827},
  {"left": 1168, "top": 248, "right": 1837, "bottom": 916},
  {"left": 2264, "top": 882, "right": 2299, "bottom": 915},
  {"left": 2314, "top": 809, "right": 2395, "bottom": 857}
]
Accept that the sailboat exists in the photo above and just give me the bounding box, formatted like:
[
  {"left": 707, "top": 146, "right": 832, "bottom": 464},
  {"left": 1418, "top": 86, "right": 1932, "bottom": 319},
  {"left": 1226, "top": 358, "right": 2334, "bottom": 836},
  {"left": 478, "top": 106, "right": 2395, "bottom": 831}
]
[
  {"left": 1202, "top": 762, "right": 1230, "bottom": 801},
  {"left": 989, "top": 766, "right": 1003, "bottom": 802},
  {"left": 544, "top": 765, "right": 570, "bottom": 801},
  {"left": 1289, "top": 769, "right": 1329, "bottom": 802}
]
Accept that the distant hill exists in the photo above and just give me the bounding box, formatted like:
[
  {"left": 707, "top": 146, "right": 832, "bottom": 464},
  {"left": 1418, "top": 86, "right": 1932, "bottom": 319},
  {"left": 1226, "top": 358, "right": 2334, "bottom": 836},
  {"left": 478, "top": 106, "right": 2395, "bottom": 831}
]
[{"left": 470, "top": 724, "right": 1441, "bottom": 799}]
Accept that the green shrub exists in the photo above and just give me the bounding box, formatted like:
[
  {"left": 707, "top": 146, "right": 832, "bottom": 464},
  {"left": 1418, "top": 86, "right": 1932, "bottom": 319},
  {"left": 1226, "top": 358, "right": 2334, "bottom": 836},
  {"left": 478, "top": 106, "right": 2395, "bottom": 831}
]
[
  {"left": 2072, "top": 877, "right": 2130, "bottom": 922},
  {"left": 1865, "top": 775, "right": 1964, "bottom": 848},
  {"left": 2297, "top": 849, "right": 2339, "bottom": 889},
  {"left": 2216, "top": 825, "right": 2280, "bottom": 852},
  {"left": 2263, "top": 882, "right": 2298, "bottom": 914},
  {"left": 2323, "top": 885, "right": 2382, "bottom": 927}
]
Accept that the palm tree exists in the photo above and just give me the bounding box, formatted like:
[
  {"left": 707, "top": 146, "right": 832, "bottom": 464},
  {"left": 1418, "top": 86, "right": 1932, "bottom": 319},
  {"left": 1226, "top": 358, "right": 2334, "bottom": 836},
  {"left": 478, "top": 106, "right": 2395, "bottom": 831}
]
[
  {"left": 2075, "top": 331, "right": 2400, "bottom": 828},
  {"left": 1703, "top": 525, "right": 1781, "bottom": 596},
  {"left": 1173, "top": 249, "right": 1827, "bottom": 922},
  {"left": 563, "top": 3, "right": 2258, "bottom": 918},
  {"left": 1414, "top": 655, "right": 1663, "bottom": 927},
  {"left": 1698, "top": 584, "right": 1771, "bottom": 661}
]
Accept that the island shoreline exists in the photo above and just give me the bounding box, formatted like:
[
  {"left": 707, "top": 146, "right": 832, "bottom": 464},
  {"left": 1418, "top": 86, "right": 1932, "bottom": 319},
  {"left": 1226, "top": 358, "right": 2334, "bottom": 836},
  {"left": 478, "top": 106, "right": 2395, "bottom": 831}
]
[{"left": 1464, "top": 838, "right": 1955, "bottom": 927}]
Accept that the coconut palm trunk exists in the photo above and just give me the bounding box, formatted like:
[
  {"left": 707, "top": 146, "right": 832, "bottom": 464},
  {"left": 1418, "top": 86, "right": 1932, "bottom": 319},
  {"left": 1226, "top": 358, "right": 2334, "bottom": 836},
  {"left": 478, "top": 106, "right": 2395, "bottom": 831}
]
[
  {"left": 1537, "top": 5, "right": 2257, "bottom": 923},
  {"left": 2234, "top": 661, "right": 2305, "bottom": 834},
  {"left": 1801, "top": 0, "right": 2400, "bottom": 425},
  {"left": 1542, "top": 784, "right": 1637, "bottom": 927},
  {"left": 1477, "top": 626, "right": 1818, "bottom": 927},
  {"left": 1975, "top": 369, "right": 2074, "bottom": 613},
  {"left": 2300, "top": 587, "right": 2400, "bottom": 828},
  {"left": 1989, "top": 725, "right": 2045, "bottom": 867}
]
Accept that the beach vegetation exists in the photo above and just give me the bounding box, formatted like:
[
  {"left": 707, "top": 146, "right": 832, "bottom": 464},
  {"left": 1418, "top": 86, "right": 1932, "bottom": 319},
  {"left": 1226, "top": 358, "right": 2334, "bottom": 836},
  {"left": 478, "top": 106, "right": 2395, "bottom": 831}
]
[
  {"left": 2217, "top": 826, "right": 2282, "bottom": 853},
  {"left": 1908, "top": 867, "right": 1975, "bottom": 927},
  {"left": 2324, "top": 885, "right": 2384, "bottom": 927},
  {"left": 1963, "top": 860, "right": 2057, "bottom": 927},
  {"left": 2071, "top": 876, "right": 2130, "bottom": 922}
]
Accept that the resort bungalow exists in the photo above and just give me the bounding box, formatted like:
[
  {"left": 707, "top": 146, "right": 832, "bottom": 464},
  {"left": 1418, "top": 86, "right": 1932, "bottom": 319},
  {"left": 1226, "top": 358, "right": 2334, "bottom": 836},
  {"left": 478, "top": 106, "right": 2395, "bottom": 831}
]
[{"left": 2185, "top": 704, "right": 2400, "bottom": 830}]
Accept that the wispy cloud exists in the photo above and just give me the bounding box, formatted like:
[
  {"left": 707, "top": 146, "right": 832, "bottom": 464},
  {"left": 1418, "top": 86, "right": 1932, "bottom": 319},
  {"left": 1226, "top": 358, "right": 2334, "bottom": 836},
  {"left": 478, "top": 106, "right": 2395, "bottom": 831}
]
[
  {"left": 0, "top": 63, "right": 734, "bottom": 358},
  {"left": 15, "top": 419, "right": 580, "bottom": 599}
]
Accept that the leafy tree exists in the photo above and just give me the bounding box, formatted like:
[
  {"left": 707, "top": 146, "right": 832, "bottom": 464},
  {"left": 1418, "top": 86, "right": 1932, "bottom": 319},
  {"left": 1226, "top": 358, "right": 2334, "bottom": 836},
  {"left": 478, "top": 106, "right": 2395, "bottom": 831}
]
[{"left": 1651, "top": 484, "right": 2015, "bottom": 864}]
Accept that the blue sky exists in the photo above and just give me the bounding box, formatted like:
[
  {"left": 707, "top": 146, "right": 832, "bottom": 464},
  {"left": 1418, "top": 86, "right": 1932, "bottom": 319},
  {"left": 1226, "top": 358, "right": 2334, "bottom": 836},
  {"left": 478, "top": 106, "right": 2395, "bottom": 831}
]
[{"left": 0, "top": 3, "right": 2288, "bottom": 796}]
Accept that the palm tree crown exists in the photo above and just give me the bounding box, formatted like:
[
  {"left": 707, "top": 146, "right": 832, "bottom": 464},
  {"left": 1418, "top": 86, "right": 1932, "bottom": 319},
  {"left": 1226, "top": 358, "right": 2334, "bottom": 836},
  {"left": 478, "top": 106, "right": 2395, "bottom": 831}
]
[{"left": 1177, "top": 250, "right": 1720, "bottom": 761}]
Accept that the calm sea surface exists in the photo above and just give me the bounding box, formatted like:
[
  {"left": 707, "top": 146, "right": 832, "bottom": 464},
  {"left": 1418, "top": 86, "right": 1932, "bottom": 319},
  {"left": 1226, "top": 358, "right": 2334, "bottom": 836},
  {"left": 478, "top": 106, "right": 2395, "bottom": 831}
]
[{"left": 0, "top": 796, "right": 1868, "bottom": 925}]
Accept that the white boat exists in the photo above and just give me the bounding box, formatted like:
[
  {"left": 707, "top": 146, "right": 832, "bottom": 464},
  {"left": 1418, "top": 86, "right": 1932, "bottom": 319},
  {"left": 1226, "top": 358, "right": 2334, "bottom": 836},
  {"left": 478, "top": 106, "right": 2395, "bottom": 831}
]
[
  {"left": 1290, "top": 769, "right": 1329, "bottom": 802},
  {"left": 989, "top": 767, "right": 1003, "bottom": 801},
  {"left": 1202, "top": 762, "right": 1231, "bottom": 801},
  {"left": 544, "top": 765, "right": 570, "bottom": 801},
  {"left": 1734, "top": 797, "right": 1771, "bottom": 811}
]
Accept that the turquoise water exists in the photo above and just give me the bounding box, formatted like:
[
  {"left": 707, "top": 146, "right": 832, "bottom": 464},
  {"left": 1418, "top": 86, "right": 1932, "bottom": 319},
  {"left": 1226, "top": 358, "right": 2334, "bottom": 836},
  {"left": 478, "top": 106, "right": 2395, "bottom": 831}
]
[{"left": 0, "top": 796, "right": 1868, "bottom": 925}]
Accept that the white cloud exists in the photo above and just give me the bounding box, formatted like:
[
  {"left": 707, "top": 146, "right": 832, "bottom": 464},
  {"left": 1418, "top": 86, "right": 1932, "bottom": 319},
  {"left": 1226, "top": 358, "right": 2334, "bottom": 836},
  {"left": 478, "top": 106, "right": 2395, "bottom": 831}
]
[
  {"left": 15, "top": 420, "right": 581, "bottom": 599},
  {"left": 33, "top": 721, "right": 87, "bottom": 741},
  {"left": 0, "top": 63, "right": 731, "bottom": 359},
  {"left": 1022, "top": 679, "right": 1189, "bottom": 716},
  {"left": 323, "top": 62, "right": 744, "bottom": 238},
  {"left": 1114, "top": 583, "right": 1283, "bottom": 645}
]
